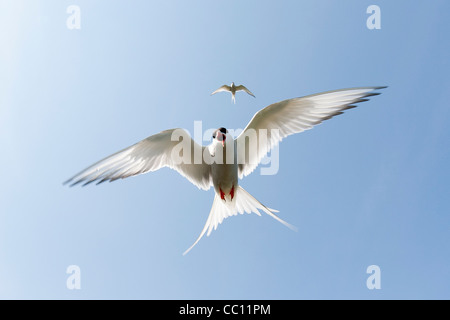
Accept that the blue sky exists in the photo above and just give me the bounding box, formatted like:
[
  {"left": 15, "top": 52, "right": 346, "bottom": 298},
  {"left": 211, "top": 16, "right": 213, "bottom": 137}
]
[{"left": 0, "top": 0, "right": 449, "bottom": 299}]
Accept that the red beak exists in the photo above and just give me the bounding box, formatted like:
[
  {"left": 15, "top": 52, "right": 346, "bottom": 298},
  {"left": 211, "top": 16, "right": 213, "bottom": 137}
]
[{"left": 217, "top": 132, "right": 226, "bottom": 147}]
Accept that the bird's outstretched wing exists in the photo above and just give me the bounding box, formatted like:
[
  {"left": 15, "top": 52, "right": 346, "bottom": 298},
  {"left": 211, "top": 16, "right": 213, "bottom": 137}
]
[
  {"left": 235, "top": 85, "right": 255, "bottom": 98},
  {"left": 236, "top": 86, "right": 387, "bottom": 178},
  {"left": 64, "top": 128, "right": 212, "bottom": 190},
  {"left": 211, "top": 85, "right": 231, "bottom": 95}
]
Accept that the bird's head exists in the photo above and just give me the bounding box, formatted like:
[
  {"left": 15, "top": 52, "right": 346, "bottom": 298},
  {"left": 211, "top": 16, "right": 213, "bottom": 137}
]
[{"left": 212, "top": 127, "right": 230, "bottom": 148}]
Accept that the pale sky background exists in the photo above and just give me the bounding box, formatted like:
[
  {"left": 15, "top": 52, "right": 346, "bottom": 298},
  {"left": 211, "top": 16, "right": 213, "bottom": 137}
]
[{"left": 0, "top": 0, "right": 449, "bottom": 299}]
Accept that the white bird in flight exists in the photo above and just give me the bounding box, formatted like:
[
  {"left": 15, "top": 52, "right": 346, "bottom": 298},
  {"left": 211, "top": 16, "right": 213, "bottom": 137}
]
[
  {"left": 211, "top": 82, "right": 255, "bottom": 103},
  {"left": 65, "top": 86, "right": 386, "bottom": 254}
]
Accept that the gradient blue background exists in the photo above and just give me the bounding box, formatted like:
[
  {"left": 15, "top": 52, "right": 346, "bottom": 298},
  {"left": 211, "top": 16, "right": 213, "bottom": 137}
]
[{"left": 1, "top": 0, "right": 449, "bottom": 299}]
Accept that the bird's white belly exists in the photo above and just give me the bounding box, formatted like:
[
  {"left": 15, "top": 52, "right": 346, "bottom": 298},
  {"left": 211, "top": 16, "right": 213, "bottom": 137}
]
[
  {"left": 211, "top": 145, "right": 238, "bottom": 196},
  {"left": 212, "top": 163, "right": 237, "bottom": 195}
]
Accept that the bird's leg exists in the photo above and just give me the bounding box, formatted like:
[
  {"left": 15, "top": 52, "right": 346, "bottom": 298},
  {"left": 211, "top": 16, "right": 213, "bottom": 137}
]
[
  {"left": 230, "top": 185, "right": 235, "bottom": 201},
  {"left": 220, "top": 185, "right": 235, "bottom": 201}
]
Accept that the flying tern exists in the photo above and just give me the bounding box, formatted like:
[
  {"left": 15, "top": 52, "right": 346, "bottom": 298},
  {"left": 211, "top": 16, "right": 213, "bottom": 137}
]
[
  {"left": 211, "top": 82, "right": 255, "bottom": 103},
  {"left": 65, "top": 86, "right": 386, "bottom": 254}
]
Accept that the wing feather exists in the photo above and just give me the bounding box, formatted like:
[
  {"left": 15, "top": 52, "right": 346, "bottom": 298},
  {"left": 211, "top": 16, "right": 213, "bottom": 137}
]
[
  {"left": 236, "top": 87, "right": 386, "bottom": 178},
  {"left": 235, "top": 85, "right": 256, "bottom": 97},
  {"left": 211, "top": 85, "right": 231, "bottom": 95},
  {"left": 64, "top": 129, "right": 212, "bottom": 190}
]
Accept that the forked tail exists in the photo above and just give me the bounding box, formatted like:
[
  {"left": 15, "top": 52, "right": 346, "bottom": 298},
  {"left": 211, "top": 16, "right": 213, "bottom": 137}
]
[{"left": 183, "top": 186, "right": 297, "bottom": 255}]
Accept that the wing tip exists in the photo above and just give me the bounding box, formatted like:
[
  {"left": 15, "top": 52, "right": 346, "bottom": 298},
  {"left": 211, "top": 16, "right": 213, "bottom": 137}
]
[
  {"left": 355, "top": 86, "right": 387, "bottom": 91},
  {"left": 182, "top": 247, "right": 193, "bottom": 256},
  {"left": 63, "top": 178, "right": 83, "bottom": 188}
]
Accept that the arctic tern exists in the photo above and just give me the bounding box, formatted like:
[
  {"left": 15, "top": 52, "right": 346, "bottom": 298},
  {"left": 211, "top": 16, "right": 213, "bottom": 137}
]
[
  {"left": 64, "top": 86, "right": 386, "bottom": 254},
  {"left": 211, "top": 82, "right": 255, "bottom": 103}
]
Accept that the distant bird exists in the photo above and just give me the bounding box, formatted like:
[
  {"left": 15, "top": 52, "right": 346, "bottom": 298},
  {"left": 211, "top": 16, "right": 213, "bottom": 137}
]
[
  {"left": 65, "top": 86, "right": 386, "bottom": 255},
  {"left": 211, "top": 82, "right": 255, "bottom": 103}
]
